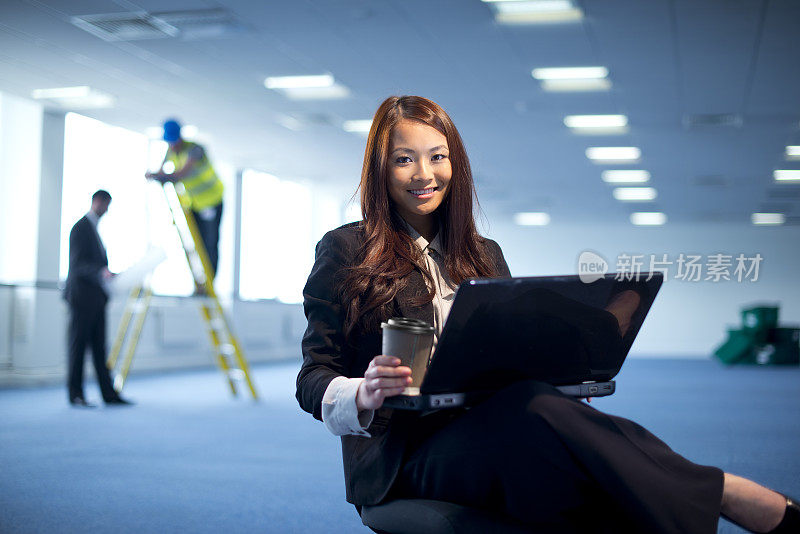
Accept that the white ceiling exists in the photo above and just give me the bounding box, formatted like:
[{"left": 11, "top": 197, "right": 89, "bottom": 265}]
[{"left": 1, "top": 0, "right": 799, "bottom": 224}]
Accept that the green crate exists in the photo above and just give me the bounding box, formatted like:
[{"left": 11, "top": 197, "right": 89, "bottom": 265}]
[
  {"left": 741, "top": 306, "right": 779, "bottom": 331},
  {"left": 760, "top": 328, "right": 800, "bottom": 365},
  {"left": 755, "top": 343, "right": 799, "bottom": 365},
  {"left": 714, "top": 328, "right": 757, "bottom": 365},
  {"left": 768, "top": 327, "right": 800, "bottom": 345}
]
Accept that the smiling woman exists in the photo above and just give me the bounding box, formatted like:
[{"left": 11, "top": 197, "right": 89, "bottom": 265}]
[{"left": 296, "top": 95, "right": 800, "bottom": 534}]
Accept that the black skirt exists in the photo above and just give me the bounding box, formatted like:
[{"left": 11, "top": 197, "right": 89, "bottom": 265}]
[{"left": 391, "top": 380, "right": 724, "bottom": 534}]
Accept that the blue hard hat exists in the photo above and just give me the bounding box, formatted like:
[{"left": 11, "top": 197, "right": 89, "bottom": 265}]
[{"left": 163, "top": 119, "right": 181, "bottom": 142}]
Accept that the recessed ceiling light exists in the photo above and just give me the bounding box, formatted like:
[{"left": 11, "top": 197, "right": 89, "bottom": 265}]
[
  {"left": 531, "top": 67, "right": 608, "bottom": 80},
  {"left": 601, "top": 170, "right": 650, "bottom": 183},
  {"left": 279, "top": 85, "right": 350, "bottom": 100},
  {"left": 342, "top": 120, "right": 372, "bottom": 134},
  {"left": 487, "top": 0, "right": 583, "bottom": 24},
  {"left": 264, "top": 74, "right": 349, "bottom": 100},
  {"left": 514, "top": 212, "right": 551, "bottom": 226},
  {"left": 751, "top": 213, "right": 785, "bottom": 225},
  {"left": 541, "top": 79, "right": 612, "bottom": 92},
  {"left": 586, "top": 147, "right": 641, "bottom": 163},
  {"left": 532, "top": 67, "right": 610, "bottom": 92},
  {"left": 564, "top": 114, "right": 628, "bottom": 134},
  {"left": 564, "top": 115, "right": 627, "bottom": 128},
  {"left": 264, "top": 74, "right": 335, "bottom": 89},
  {"left": 630, "top": 212, "right": 666, "bottom": 226},
  {"left": 613, "top": 187, "right": 657, "bottom": 201},
  {"left": 31, "top": 86, "right": 115, "bottom": 109},
  {"left": 774, "top": 170, "right": 800, "bottom": 182},
  {"left": 784, "top": 146, "right": 800, "bottom": 161}
]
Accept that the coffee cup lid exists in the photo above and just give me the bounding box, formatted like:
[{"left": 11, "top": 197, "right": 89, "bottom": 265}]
[{"left": 381, "top": 317, "right": 434, "bottom": 335}]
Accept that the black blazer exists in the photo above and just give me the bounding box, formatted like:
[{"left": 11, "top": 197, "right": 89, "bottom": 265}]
[
  {"left": 296, "top": 222, "right": 511, "bottom": 505},
  {"left": 63, "top": 215, "right": 109, "bottom": 308}
]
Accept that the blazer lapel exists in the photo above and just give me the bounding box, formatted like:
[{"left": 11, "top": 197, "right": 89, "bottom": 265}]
[{"left": 394, "top": 268, "right": 434, "bottom": 326}]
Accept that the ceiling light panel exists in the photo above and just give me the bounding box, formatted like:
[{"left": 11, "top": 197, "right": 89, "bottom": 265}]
[
  {"left": 541, "top": 79, "right": 612, "bottom": 92},
  {"left": 774, "top": 170, "right": 800, "bottom": 182},
  {"left": 514, "top": 212, "right": 551, "bottom": 226},
  {"left": 488, "top": 1, "right": 584, "bottom": 24},
  {"left": 586, "top": 147, "right": 641, "bottom": 163},
  {"left": 785, "top": 147, "right": 800, "bottom": 161},
  {"left": 630, "top": 212, "right": 667, "bottom": 226},
  {"left": 532, "top": 67, "right": 610, "bottom": 92},
  {"left": 264, "top": 74, "right": 349, "bottom": 100},
  {"left": 342, "top": 120, "right": 372, "bottom": 134},
  {"left": 264, "top": 74, "right": 334, "bottom": 89},
  {"left": 279, "top": 85, "right": 349, "bottom": 100},
  {"left": 601, "top": 170, "right": 650, "bottom": 183},
  {"left": 564, "top": 114, "right": 628, "bottom": 135},
  {"left": 613, "top": 187, "right": 657, "bottom": 201},
  {"left": 564, "top": 115, "right": 627, "bottom": 128},
  {"left": 531, "top": 67, "right": 608, "bottom": 80},
  {"left": 751, "top": 213, "right": 785, "bottom": 225},
  {"left": 31, "top": 86, "right": 115, "bottom": 109}
]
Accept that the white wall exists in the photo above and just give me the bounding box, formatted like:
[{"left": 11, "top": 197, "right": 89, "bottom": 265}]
[
  {"left": 0, "top": 285, "right": 305, "bottom": 386},
  {"left": 484, "top": 221, "right": 800, "bottom": 357}
]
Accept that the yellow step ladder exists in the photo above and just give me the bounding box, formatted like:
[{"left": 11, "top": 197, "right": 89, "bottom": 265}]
[{"left": 107, "top": 182, "right": 258, "bottom": 400}]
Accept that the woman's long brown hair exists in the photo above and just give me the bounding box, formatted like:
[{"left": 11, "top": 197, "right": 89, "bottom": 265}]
[{"left": 341, "top": 95, "right": 499, "bottom": 339}]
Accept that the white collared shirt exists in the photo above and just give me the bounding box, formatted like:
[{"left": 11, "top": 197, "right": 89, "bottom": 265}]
[
  {"left": 85, "top": 210, "right": 99, "bottom": 226},
  {"left": 321, "top": 221, "right": 456, "bottom": 437}
]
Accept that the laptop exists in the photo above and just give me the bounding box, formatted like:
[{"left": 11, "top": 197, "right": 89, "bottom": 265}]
[{"left": 383, "top": 273, "right": 663, "bottom": 410}]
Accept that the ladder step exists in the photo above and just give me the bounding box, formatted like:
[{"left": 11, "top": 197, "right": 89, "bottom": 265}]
[
  {"left": 209, "top": 318, "right": 226, "bottom": 331},
  {"left": 220, "top": 343, "right": 235, "bottom": 356},
  {"left": 227, "top": 369, "right": 246, "bottom": 381}
]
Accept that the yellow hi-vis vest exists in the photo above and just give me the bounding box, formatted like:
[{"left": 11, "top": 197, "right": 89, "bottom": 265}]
[{"left": 166, "top": 141, "right": 224, "bottom": 211}]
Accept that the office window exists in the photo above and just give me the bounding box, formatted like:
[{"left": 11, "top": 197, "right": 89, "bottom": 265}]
[
  {"left": 60, "top": 114, "right": 234, "bottom": 297},
  {"left": 60, "top": 113, "right": 150, "bottom": 280},
  {"left": 239, "top": 170, "right": 340, "bottom": 303}
]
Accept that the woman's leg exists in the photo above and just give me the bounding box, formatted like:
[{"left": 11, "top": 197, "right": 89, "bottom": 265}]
[
  {"left": 396, "top": 380, "right": 725, "bottom": 533},
  {"left": 721, "top": 473, "right": 787, "bottom": 532},
  {"left": 394, "top": 392, "right": 602, "bottom": 532}
]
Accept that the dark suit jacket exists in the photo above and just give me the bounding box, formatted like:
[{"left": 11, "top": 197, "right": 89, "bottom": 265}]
[
  {"left": 296, "top": 221, "right": 511, "bottom": 506},
  {"left": 63, "top": 215, "right": 109, "bottom": 308}
]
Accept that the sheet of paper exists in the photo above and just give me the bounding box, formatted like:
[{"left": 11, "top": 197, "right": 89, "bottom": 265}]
[{"left": 109, "top": 247, "right": 167, "bottom": 295}]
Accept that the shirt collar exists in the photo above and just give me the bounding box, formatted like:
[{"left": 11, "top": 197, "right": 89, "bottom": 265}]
[
  {"left": 401, "top": 218, "right": 442, "bottom": 255},
  {"left": 85, "top": 211, "right": 99, "bottom": 226}
]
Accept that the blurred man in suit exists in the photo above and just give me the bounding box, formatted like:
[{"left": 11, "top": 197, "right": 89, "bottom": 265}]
[{"left": 64, "top": 190, "right": 131, "bottom": 407}]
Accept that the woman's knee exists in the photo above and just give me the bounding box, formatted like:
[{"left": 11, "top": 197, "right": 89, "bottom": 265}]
[
  {"left": 494, "top": 379, "right": 586, "bottom": 422},
  {"left": 496, "top": 379, "right": 560, "bottom": 404}
]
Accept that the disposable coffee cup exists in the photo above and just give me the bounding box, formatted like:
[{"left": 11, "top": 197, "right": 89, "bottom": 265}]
[{"left": 381, "top": 317, "right": 435, "bottom": 396}]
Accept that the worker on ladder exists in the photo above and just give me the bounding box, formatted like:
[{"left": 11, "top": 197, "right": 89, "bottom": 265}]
[{"left": 146, "top": 119, "right": 224, "bottom": 281}]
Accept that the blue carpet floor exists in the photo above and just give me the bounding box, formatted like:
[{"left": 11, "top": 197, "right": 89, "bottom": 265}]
[{"left": 1, "top": 358, "right": 798, "bottom": 533}]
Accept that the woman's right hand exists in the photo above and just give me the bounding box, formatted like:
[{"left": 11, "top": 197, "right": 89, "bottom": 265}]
[{"left": 356, "top": 355, "right": 412, "bottom": 411}]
